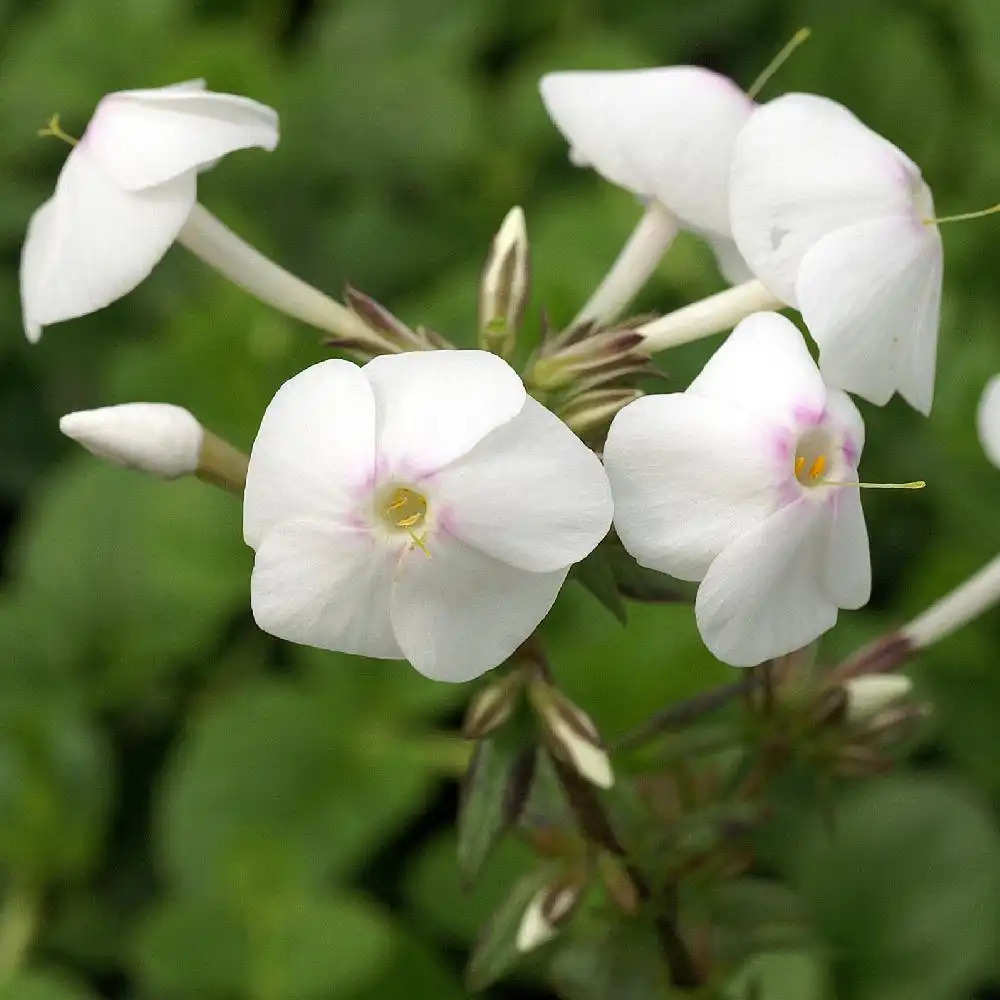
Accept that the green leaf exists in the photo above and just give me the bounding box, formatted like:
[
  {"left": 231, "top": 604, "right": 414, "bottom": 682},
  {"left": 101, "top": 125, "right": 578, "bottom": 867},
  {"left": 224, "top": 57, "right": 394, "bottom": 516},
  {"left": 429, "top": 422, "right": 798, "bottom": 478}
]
[
  {"left": 725, "top": 951, "right": 830, "bottom": 1000},
  {"left": 549, "top": 915, "right": 673, "bottom": 1000},
  {"left": 458, "top": 724, "right": 535, "bottom": 883},
  {"left": 466, "top": 870, "right": 552, "bottom": 990},
  {"left": 0, "top": 972, "right": 97, "bottom": 1000},
  {"left": 787, "top": 777, "right": 1000, "bottom": 1000},
  {"left": 137, "top": 891, "right": 394, "bottom": 1000},
  {"left": 603, "top": 533, "right": 696, "bottom": 605},
  {"left": 570, "top": 546, "right": 627, "bottom": 624}
]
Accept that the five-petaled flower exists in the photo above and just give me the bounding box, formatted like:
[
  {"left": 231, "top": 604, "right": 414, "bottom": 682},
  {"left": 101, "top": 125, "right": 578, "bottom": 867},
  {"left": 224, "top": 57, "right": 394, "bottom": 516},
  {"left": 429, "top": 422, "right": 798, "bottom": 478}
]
[
  {"left": 20, "top": 80, "right": 278, "bottom": 341},
  {"left": 244, "top": 350, "right": 614, "bottom": 682},
  {"left": 730, "top": 93, "right": 943, "bottom": 414},
  {"left": 540, "top": 66, "right": 755, "bottom": 282},
  {"left": 603, "top": 311, "right": 872, "bottom": 667}
]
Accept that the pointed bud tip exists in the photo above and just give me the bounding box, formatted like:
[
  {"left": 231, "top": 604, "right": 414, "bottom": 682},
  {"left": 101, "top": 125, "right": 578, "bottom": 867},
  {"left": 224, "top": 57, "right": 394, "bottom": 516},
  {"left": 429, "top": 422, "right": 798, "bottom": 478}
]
[
  {"left": 844, "top": 674, "right": 913, "bottom": 724},
  {"left": 60, "top": 403, "right": 203, "bottom": 479}
]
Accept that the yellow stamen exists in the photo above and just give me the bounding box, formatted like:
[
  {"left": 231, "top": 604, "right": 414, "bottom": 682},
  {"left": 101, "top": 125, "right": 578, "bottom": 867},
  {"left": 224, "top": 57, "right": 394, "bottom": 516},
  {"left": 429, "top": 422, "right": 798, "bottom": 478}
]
[
  {"left": 925, "top": 204, "right": 1000, "bottom": 226},
  {"left": 38, "top": 113, "right": 78, "bottom": 146},
  {"left": 747, "top": 27, "right": 812, "bottom": 101},
  {"left": 795, "top": 455, "right": 806, "bottom": 477},
  {"left": 808, "top": 454, "right": 827, "bottom": 480},
  {"left": 409, "top": 532, "right": 431, "bottom": 558}
]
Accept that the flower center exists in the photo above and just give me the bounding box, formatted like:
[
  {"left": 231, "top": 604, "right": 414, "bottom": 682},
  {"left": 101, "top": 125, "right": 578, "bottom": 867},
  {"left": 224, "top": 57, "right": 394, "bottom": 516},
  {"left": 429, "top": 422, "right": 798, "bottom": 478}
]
[
  {"left": 380, "top": 485, "right": 427, "bottom": 530},
  {"left": 794, "top": 428, "right": 832, "bottom": 487}
]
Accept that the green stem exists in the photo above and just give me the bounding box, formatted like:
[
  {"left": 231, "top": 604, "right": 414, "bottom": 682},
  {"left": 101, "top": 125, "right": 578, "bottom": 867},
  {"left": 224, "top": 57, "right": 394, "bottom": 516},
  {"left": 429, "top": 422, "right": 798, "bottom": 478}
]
[{"left": 0, "top": 881, "right": 40, "bottom": 980}]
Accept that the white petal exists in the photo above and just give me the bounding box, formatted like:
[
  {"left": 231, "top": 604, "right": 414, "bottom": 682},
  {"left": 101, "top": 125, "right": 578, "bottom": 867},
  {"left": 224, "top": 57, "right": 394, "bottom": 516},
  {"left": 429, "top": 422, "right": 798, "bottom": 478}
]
[
  {"left": 244, "top": 360, "right": 376, "bottom": 549},
  {"left": 730, "top": 93, "right": 921, "bottom": 304},
  {"left": 796, "top": 215, "right": 943, "bottom": 412},
  {"left": 705, "top": 233, "right": 754, "bottom": 285},
  {"left": 603, "top": 393, "right": 780, "bottom": 582},
  {"left": 250, "top": 521, "right": 401, "bottom": 659},
  {"left": 20, "top": 147, "right": 195, "bottom": 333},
  {"left": 431, "top": 396, "right": 612, "bottom": 572},
  {"left": 977, "top": 376, "right": 1000, "bottom": 469},
  {"left": 687, "top": 311, "right": 827, "bottom": 429},
  {"left": 822, "top": 482, "right": 871, "bottom": 610},
  {"left": 824, "top": 388, "right": 866, "bottom": 460},
  {"left": 363, "top": 350, "right": 526, "bottom": 478},
  {"left": 84, "top": 85, "right": 279, "bottom": 191},
  {"left": 540, "top": 67, "right": 753, "bottom": 234},
  {"left": 389, "top": 538, "right": 568, "bottom": 682},
  {"left": 695, "top": 499, "right": 839, "bottom": 666}
]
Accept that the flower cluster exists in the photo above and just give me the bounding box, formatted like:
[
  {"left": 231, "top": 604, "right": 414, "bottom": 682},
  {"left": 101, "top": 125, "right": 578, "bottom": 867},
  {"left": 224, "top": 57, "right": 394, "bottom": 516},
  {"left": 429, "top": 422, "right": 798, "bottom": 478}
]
[{"left": 25, "top": 57, "right": 972, "bottom": 682}]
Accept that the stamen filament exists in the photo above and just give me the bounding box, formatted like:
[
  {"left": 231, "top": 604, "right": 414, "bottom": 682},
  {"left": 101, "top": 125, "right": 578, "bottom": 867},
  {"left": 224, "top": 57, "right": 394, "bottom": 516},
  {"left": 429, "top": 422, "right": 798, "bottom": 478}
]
[
  {"left": 747, "top": 27, "right": 812, "bottom": 100},
  {"left": 826, "top": 480, "right": 926, "bottom": 490},
  {"left": 924, "top": 204, "right": 1000, "bottom": 226},
  {"left": 409, "top": 532, "right": 431, "bottom": 558}
]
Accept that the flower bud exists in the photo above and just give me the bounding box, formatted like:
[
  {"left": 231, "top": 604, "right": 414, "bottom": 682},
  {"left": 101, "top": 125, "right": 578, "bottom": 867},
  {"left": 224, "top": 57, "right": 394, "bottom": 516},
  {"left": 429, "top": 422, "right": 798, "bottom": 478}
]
[
  {"left": 515, "top": 877, "right": 586, "bottom": 954},
  {"left": 844, "top": 674, "right": 913, "bottom": 724},
  {"left": 479, "top": 206, "right": 530, "bottom": 357},
  {"left": 562, "top": 387, "right": 643, "bottom": 437},
  {"left": 461, "top": 672, "right": 523, "bottom": 739},
  {"left": 60, "top": 403, "right": 202, "bottom": 479},
  {"left": 529, "top": 682, "right": 614, "bottom": 789}
]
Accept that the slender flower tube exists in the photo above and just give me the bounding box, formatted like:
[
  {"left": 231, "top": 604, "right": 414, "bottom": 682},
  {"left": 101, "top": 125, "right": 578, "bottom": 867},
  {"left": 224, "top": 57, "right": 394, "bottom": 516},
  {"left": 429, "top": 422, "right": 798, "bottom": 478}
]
[
  {"left": 539, "top": 67, "right": 755, "bottom": 326},
  {"left": 730, "top": 94, "right": 943, "bottom": 414},
  {"left": 244, "top": 350, "right": 613, "bottom": 682},
  {"left": 20, "top": 80, "right": 279, "bottom": 341},
  {"left": 603, "top": 312, "right": 872, "bottom": 667}
]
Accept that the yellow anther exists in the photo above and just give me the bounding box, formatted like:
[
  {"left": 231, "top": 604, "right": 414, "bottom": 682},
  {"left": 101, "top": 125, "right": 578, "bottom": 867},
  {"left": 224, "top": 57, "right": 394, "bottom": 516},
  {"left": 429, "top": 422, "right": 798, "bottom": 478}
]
[
  {"left": 38, "top": 113, "right": 78, "bottom": 146},
  {"left": 396, "top": 512, "right": 423, "bottom": 528},
  {"left": 809, "top": 454, "right": 827, "bottom": 481},
  {"left": 795, "top": 456, "right": 806, "bottom": 477}
]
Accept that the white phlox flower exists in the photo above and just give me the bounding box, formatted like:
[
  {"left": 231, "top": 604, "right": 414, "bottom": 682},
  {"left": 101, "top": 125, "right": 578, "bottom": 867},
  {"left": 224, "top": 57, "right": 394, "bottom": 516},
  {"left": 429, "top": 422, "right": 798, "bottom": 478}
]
[
  {"left": 603, "top": 311, "right": 872, "bottom": 667},
  {"left": 540, "top": 67, "right": 755, "bottom": 284},
  {"left": 21, "top": 80, "right": 279, "bottom": 341},
  {"left": 244, "top": 350, "right": 614, "bottom": 682},
  {"left": 729, "top": 93, "right": 943, "bottom": 414}
]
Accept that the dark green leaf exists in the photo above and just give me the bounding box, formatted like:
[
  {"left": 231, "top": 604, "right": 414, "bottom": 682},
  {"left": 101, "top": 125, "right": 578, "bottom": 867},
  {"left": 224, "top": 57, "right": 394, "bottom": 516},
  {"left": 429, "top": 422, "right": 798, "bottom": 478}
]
[{"left": 569, "top": 545, "right": 627, "bottom": 624}]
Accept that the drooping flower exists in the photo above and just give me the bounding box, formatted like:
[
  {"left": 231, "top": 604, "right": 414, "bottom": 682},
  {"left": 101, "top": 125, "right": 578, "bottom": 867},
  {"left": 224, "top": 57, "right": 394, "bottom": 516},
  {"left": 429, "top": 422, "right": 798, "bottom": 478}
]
[
  {"left": 244, "top": 350, "right": 614, "bottom": 682},
  {"left": 21, "top": 80, "right": 279, "bottom": 341},
  {"left": 729, "top": 93, "right": 943, "bottom": 414},
  {"left": 539, "top": 67, "right": 755, "bottom": 325},
  {"left": 603, "top": 311, "right": 871, "bottom": 667}
]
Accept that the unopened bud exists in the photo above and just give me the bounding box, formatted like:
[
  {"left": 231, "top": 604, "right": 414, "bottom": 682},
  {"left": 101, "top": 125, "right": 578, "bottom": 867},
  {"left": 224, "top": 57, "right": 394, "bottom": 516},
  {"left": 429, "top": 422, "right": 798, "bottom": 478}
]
[
  {"left": 844, "top": 675, "right": 913, "bottom": 724},
  {"left": 529, "top": 683, "right": 614, "bottom": 789},
  {"left": 562, "top": 387, "right": 643, "bottom": 436},
  {"left": 462, "top": 672, "right": 523, "bottom": 739},
  {"left": 515, "top": 878, "right": 585, "bottom": 954},
  {"left": 60, "top": 403, "right": 202, "bottom": 479},
  {"left": 479, "top": 206, "right": 530, "bottom": 357}
]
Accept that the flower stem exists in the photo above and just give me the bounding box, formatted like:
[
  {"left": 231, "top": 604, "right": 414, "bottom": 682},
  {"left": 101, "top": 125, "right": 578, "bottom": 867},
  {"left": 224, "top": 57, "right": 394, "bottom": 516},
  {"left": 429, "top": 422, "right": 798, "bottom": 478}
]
[
  {"left": 195, "top": 429, "right": 249, "bottom": 496},
  {"left": 0, "top": 881, "right": 40, "bottom": 981},
  {"left": 636, "top": 279, "right": 783, "bottom": 353},
  {"left": 178, "top": 204, "right": 380, "bottom": 346},
  {"left": 902, "top": 550, "right": 1000, "bottom": 650},
  {"left": 571, "top": 201, "right": 680, "bottom": 329}
]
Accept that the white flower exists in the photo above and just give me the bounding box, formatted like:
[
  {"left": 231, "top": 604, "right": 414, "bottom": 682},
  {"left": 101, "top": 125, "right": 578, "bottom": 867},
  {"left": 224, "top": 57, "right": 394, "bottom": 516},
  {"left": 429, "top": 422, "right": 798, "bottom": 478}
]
[
  {"left": 603, "top": 311, "right": 871, "bottom": 667},
  {"left": 21, "top": 80, "right": 279, "bottom": 341},
  {"left": 60, "top": 403, "right": 202, "bottom": 478},
  {"left": 244, "top": 350, "right": 614, "bottom": 682},
  {"left": 540, "top": 66, "right": 755, "bottom": 281},
  {"left": 730, "top": 93, "right": 943, "bottom": 414},
  {"left": 977, "top": 375, "right": 1000, "bottom": 468}
]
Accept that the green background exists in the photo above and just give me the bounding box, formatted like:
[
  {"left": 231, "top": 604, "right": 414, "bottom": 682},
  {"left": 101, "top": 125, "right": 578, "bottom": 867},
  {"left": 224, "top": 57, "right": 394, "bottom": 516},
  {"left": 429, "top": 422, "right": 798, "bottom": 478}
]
[{"left": 2, "top": 0, "right": 1000, "bottom": 997}]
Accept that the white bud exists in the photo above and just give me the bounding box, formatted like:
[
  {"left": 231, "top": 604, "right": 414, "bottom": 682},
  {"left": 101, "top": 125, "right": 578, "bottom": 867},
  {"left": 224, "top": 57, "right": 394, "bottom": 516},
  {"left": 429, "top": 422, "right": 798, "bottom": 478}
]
[
  {"left": 60, "top": 403, "right": 203, "bottom": 479},
  {"left": 531, "top": 684, "right": 614, "bottom": 790},
  {"left": 515, "top": 889, "right": 557, "bottom": 954},
  {"left": 479, "top": 206, "right": 530, "bottom": 355},
  {"left": 844, "top": 675, "right": 913, "bottom": 724}
]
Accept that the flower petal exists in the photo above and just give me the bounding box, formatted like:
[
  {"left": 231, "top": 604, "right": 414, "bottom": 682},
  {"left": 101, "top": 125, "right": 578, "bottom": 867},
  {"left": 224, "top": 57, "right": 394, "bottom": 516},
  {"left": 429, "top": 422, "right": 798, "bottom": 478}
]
[
  {"left": 603, "top": 393, "right": 780, "bottom": 582},
  {"left": 250, "top": 520, "right": 401, "bottom": 659},
  {"left": 84, "top": 85, "right": 279, "bottom": 191},
  {"left": 244, "top": 360, "right": 377, "bottom": 548},
  {"left": 19, "top": 146, "right": 195, "bottom": 335},
  {"left": 822, "top": 482, "right": 871, "bottom": 610},
  {"left": 977, "top": 376, "right": 1000, "bottom": 469},
  {"left": 431, "top": 396, "right": 612, "bottom": 572},
  {"left": 824, "top": 388, "right": 865, "bottom": 461},
  {"left": 705, "top": 233, "right": 754, "bottom": 285},
  {"left": 390, "top": 538, "right": 568, "bottom": 682},
  {"left": 540, "top": 67, "right": 752, "bottom": 234},
  {"left": 364, "top": 350, "right": 526, "bottom": 477},
  {"left": 796, "top": 215, "right": 943, "bottom": 412},
  {"left": 687, "top": 311, "right": 826, "bottom": 429},
  {"left": 695, "top": 499, "right": 838, "bottom": 667},
  {"left": 730, "top": 93, "right": 920, "bottom": 304}
]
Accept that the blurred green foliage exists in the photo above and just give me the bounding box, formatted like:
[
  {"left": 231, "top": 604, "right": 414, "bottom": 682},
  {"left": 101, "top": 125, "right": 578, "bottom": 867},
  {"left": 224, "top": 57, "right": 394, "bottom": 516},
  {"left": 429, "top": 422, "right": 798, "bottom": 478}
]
[{"left": 2, "top": 0, "right": 1000, "bottom": 997}]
